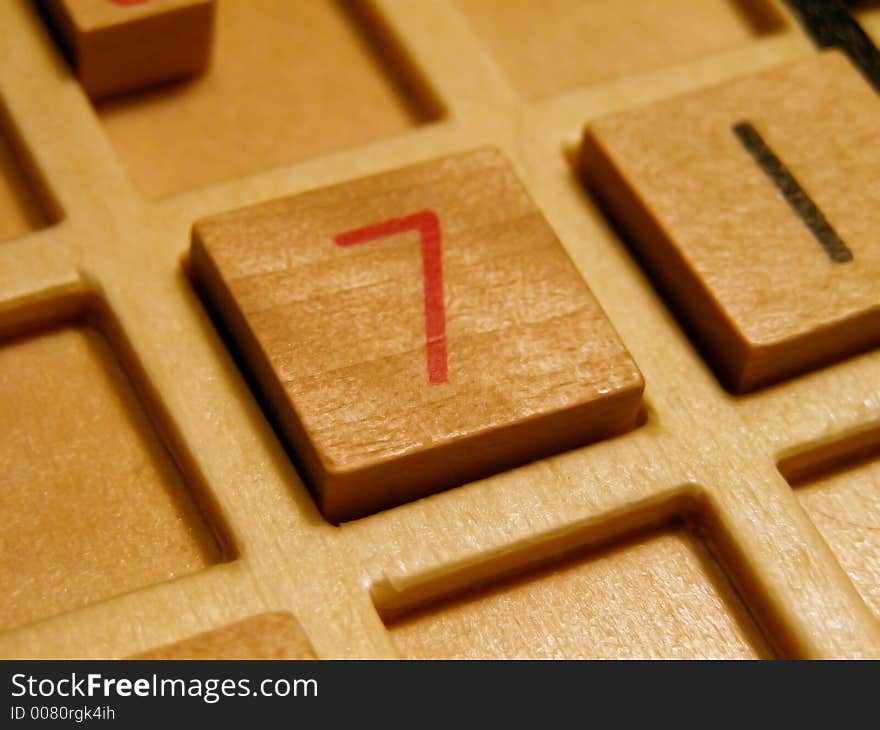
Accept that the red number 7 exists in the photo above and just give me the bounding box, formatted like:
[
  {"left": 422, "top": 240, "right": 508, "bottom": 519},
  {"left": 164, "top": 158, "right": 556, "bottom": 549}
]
[{"left": 333, "top": 210, "right": 448, "bottom": 385}]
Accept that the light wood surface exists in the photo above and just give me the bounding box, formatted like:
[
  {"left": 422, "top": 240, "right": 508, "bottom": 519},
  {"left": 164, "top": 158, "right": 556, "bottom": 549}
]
[
  {"left": 582, "top": 51, "right": 880, "bottom": 392},
  {"left": 455, "top": 0, "right": 786, "bottom": 98},
  {"left": 95, "top": 0, "right": 437, "bottom": 198},
  {"left": 387, "top": 524, "right": 770, "bottom": 659},
  {"left": 192, "top": 147, "right": 644, "bottom": 522},
  {"left": 43, "top": 0, "right": 216, "bottom": 101},
  {"left": 133, "top": 612, "right": 316, "bottom": 659},
  {"left": 0, "top": 0, "right": 878, "bottom": 659},
  {"left": 0, "top": 122, "right": 49, "bottom": 244},
  {"left": 794, "top": 452, "right": 880, "bottom": 621},
  {"left": 0, "top": 322, "right": 222, "bottom": 632},
  {"left": 858, "top": 5, "right": 880, "bottom": 46}
]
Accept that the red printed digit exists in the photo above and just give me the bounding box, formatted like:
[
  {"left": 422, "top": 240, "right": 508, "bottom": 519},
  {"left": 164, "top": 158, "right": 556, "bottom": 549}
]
[{"left": 333, "top": 210, "right": 448, "bottom": 385}]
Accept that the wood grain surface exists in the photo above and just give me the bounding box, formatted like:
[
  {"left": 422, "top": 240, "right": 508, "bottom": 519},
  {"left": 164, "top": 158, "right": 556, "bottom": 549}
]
[
  {"left": 95, "top": 0, "right": 435, "bottom": 198},
  {"left": 583, "top": 51, "right": 880, "bottom": 392},
  {"left": 192, "top": 147, "right": 644, "bottom": 522},
  {"left": 133, "top": 612, "right": 315, "bottom": 659},
  {"left": 0, "top": 323, "right": 222, "bottom": 631},
  {"left": 0, "top": 0, "right": 878, "bottom": 659},
  {"left": 454, "top": 0, "right": 784, "bottom": 98}
]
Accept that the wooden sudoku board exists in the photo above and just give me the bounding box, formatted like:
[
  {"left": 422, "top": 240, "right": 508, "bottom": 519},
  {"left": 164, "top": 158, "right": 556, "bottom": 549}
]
[{"left": 1, "top": 0, "right": 879, "bottom": 659}]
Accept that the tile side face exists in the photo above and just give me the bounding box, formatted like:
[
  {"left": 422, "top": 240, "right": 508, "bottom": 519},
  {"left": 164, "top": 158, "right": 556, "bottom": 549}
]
[{"left": 193, "top": 147, "right": 644, "bottom": 522}]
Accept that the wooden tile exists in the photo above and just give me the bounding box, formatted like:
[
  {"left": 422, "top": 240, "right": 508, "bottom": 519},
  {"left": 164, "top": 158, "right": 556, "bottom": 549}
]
[
  {"left": 582, "top": 51, "right": 880, "bottom": 393},
  {"left": 0, "top": 323, "right": 223, "bottom": 631},
  {"left": 132, "top": 612, "right": 316, "bottom": 659},
  {"left": 44, "top": 0, "right": 215, "bottom": 101},
  {"left": 96, "top": 0, "right": 434, "bottom": 198},
  {"left": 455, "top": 0, "right": 783, "bottom": 98},
  {"left": 857, "top": 3, "right": 880, "bottom": 45},
  {"left": 385, "top": 524, "right": 771, "bottom": 659},
  {"left": 192, "top": 147, "right": 644, "bottom": 523},
  {"left": 795, "top": 452, "right": 880, "bottom": 621}
]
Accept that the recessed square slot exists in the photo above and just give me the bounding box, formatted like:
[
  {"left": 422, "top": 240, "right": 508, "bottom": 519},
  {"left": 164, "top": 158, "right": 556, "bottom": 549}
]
[
  {"left": 382, "top": 523, "right": 770, "bottom": 659},
  {"left": 791, "top": 448, "right": 880, "bottom": 621},
  {"left": 455, "top": 0, "right": 784, "bottom": 98},
  {"left": 0, "top": 111, "right": 55, "bottom": 244},
  {"left": 855, "top": 2, "right": 880, "bottom": 42},
  {"left": 0, "top": 319, "right": 228, "bottom": 631},
  {"left": 90, "top": 0, "right": 440, "bottom": 198},
  {"left": 131, "top": 612, "right": 316, "bottom": 659}
]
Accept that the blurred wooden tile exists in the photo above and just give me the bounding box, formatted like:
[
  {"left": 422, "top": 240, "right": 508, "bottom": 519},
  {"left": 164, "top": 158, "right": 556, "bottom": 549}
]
[
  {"left": 455, "top": 0, "right": 783, "bottom": 98},
  {"left": 0, "top": 324, "right": 222, "bottom": 631},
  {"left": 44, "top": 0, "right": 215, "bottom": 101},
  {"left": 386, "top": 525, "right": 771, "bottom": 659},
  {"left": 132, "top": 612, "right": 316, "bottom": 659},
  {"left": 583, "top": 51, "right": 880, "bottom": 392},
  {"left": 795, "top": 452, "right": 880, "bottom": 620},
  {"left": 192, "top": 147, "right": 644, "bottom": 523}
]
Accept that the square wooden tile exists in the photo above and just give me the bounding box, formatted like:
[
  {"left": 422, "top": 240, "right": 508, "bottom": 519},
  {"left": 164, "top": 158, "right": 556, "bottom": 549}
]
[
  {"left": 192, "top": 147, "right": 644, "bottom": 522},
  {"left": 582, "top": 51, "right": 880, "bottom": 392}
]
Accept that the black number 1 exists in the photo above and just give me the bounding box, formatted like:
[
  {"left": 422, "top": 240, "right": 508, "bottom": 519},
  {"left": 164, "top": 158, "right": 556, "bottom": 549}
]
[{"left": 733, "top": 120, "right": 853, "bottom": 264}]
